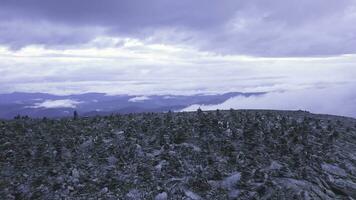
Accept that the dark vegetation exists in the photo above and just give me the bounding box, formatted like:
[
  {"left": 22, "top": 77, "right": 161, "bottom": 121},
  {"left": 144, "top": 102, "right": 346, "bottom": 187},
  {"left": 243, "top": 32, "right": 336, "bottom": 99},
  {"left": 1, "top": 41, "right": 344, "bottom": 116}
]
[{"left": 1, "top": 109, "right": 356, "bottom": 199}]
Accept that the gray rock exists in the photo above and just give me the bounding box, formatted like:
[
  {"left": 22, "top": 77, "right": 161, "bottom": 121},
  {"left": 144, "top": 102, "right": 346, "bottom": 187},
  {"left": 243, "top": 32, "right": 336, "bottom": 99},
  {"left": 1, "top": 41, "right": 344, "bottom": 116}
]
[
  {"left": 126, "top": 189, "right": 142, "bottom": 200},
  {"left": 100, "top": 187, "right": 109, "bottom": 194},
  {"left": 322, "top": 163, "right": 347, "bottom": 177},
  {"left": 184, "top": 190, "right": 202, "bottom": 200},
  {"left": 328, "top": 178, "right": 356, "bottom": 197},
  {"left": 274, "top": 178, "right": 334, "bottom": 200},
  {"left": 228, "top": 189, "right": 241, "bottom": 199},
  {"left": 221, "top": 172, "right": 241, "bottom": 190},
  {"left": 268, "top": 161, "right": 283, "bottom": 170},
  {"left": 80, "top": 139, "right": 93, "bottom": 149},
  {"left": 154, "top": 192, "right": 168, "bottom": 200},
  {"left": 107, "top": 156, "right": 118, "bottom": 165},
  {"left": 71, "top": 168, "right": 80, "bottom": 179}
]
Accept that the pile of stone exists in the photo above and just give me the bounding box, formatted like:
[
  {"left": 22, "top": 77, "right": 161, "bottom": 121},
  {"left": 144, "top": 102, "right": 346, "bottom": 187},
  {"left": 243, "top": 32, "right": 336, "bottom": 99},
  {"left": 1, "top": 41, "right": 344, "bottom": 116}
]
[{"left": 0, "top": 110, "right": 355, "bottom": 199}]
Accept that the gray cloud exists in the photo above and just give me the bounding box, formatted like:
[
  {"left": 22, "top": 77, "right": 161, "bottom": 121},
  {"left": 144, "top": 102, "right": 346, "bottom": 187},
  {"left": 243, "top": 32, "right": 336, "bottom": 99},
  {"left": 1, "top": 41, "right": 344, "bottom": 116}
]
[{"left": 1, "top": 0, "right": 356, "bottom": 56}]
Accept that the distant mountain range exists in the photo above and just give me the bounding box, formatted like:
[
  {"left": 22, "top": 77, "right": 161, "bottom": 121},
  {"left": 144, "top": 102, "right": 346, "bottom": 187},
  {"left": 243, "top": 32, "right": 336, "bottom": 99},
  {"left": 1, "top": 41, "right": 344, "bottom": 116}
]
[{"left": 0, "top": 92, "right": 265, "bottom": 119}]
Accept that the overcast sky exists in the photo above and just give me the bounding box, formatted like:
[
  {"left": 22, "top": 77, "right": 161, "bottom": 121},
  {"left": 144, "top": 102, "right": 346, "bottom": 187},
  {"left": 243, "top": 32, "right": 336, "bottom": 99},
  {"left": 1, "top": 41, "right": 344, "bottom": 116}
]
[{"left": 0, "top": 0, "right": 356, "bottom": 116}]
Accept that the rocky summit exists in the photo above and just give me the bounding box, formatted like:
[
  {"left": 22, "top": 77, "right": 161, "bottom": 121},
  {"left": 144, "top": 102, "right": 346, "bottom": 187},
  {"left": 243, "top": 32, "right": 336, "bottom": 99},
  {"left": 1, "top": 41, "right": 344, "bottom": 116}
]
[{"left": 1, "top": 110, "right": 356, "bottom": 199}]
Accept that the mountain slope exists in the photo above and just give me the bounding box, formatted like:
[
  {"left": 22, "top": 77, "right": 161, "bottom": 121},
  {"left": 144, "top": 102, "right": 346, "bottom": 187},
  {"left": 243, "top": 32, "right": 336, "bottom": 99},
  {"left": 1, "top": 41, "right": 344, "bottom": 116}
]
[{"left": 0, "top": 110, "right": 356, "bottom": 199}]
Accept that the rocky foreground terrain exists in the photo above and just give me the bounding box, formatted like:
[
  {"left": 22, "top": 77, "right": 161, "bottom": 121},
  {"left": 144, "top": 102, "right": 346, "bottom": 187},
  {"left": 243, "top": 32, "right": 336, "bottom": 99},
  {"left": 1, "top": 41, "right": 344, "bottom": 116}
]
[{"left": 1, "top": 109, "right": 356, "bottom": 199}]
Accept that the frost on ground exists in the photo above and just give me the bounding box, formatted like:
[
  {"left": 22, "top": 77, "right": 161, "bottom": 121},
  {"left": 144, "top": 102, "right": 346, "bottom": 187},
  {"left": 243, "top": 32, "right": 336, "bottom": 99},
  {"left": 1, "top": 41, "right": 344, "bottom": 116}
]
[{"left": 1, "top": 110, "right": 356, "bottom": 199}]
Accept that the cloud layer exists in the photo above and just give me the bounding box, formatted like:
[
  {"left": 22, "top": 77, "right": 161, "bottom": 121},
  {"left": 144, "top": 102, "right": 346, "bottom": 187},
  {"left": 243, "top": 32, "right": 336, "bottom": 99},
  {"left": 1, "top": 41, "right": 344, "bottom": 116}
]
[
  {"left": 1, "top": 43, "right": 355, "bottom": 95},
  {"left": 183, "top": 83, "right": 356, "bottom": 118},
  {"left": 1, "top": 0, "right": 356, "bottom": 56},
  {"left": 29, "top": 99, "right": 82, "bottom": 109}
]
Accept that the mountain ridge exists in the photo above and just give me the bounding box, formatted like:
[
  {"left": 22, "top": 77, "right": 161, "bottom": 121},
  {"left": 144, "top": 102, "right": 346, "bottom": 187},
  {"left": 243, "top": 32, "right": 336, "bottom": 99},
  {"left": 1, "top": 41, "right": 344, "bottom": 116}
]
[{"left": 0, "top": 92, "right": 265, "bottom": 119}]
